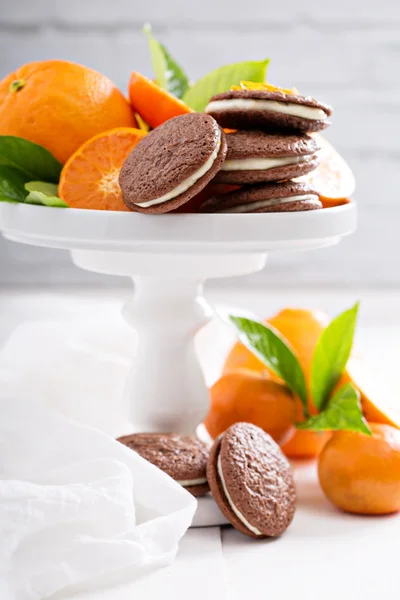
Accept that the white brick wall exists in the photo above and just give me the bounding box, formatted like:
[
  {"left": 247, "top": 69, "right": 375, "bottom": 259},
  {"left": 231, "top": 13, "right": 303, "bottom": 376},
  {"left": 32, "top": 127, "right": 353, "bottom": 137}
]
[{"left": 1, "top": 0, "right": 399, "bottom": 287}]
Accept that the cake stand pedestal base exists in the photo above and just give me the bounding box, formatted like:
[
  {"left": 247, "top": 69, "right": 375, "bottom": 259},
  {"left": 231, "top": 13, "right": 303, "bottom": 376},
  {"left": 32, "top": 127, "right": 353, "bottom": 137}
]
[{"left": 72, "top": 250, "right": 267, "bottom": 433}]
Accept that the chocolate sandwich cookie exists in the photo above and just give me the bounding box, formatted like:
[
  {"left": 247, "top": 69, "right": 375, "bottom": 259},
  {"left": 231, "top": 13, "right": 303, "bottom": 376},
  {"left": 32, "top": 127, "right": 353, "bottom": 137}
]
[
  {"left": 214, "top": 131, "right": 320, "bottom": 184},
  {"left": 117, "top": 432, "right": 210, "bottom": 497},
  {"left": 200, "top": 181, "right": 322, "bottom": 213},
  {"left": 119, "top": 113, "right": 227, "bottom": 214},
  {"left": 205, "top": 89, "right": 332, "bottom": 133},
  {"left": 207, "top": 423, "right": 296, "bottom": 538}
]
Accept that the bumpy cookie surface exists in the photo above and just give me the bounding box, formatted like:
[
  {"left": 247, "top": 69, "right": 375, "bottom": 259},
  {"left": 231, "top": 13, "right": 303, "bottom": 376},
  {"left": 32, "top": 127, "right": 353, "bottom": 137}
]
[
  {"left": 118, "top": 432, "right": 210, "bottom": 496},
  {"left": 119, "top": 113, "right": 227, "bottom": 213},
  {"left": 207, "top": 423, "right": 296, "bottom": 537}
]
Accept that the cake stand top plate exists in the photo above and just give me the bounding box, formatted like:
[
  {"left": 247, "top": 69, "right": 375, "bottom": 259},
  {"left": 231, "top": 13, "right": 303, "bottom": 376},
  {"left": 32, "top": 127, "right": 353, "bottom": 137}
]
[{"left": 0, "top": 202, "right": 356, "bottom": 254}]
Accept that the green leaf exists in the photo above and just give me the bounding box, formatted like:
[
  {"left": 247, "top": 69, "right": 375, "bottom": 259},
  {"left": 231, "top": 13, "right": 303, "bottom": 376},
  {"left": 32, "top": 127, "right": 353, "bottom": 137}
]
[
  {"left": 311, "top": 303, "right": 359, "bottom": 411},
  {"left": 0, "top": 165, "right": 28, "bottom": 203},
  {"left": 25, "top": 190, "right": 68, "bottom": 208},
  {"left": 0, "top": 136, "right": 62, "bottom": 183},
  {"left": 183, "top": 60, "right": 270, "bottom": 112},
  {"left": 25, "top": 181, "right": 59, "bottom": 196},
  {"left": 229, "top": 315, "right": 308, "bottom": 416},
  {"left": 143, "top": 23, "right": 190, "bottom": 99},
  {"left": 298, "top": 383, "right": 371, "bottom": 435}
]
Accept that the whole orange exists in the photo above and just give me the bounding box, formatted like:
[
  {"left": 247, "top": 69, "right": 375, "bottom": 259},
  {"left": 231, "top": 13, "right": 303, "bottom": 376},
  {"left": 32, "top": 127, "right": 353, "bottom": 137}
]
[
  {"left": 223, "top": 308, "right": 330, "bottom": 400},
  {"left": 318, "top": 423, "right": 400, "bottom": 515},
  {"left": 0, "top": 60, "right": 137, "bottom": 164},
  {"left": 204, "top": 369, "right": 297, "bottom": 445}
]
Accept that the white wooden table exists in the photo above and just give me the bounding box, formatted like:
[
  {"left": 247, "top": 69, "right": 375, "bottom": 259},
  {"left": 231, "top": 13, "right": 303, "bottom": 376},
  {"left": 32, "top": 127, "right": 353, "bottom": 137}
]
[{"left": 1, "top": 287, "right": 399, "bottom": 600}]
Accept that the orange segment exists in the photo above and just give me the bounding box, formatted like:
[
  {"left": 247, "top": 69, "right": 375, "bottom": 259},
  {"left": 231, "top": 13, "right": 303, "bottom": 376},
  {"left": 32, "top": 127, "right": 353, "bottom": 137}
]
[
  {"left": 59, "top": 127, "right": 146, "bottom": 211},
  {"left": 128, "top": 71, "right": 193, "bottom": 129},
  {"left": 297, "top": 134, "right": 355, "bottom": 205},
  {"left": 347, "top": 357, "right": 400, "bottom": 429}
]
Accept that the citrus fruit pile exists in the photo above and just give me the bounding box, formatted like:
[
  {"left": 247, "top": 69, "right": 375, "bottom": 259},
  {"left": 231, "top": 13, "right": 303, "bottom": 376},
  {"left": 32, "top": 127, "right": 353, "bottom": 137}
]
[
  {"left": 0, "top": 25, "right": 355, "bottom": 212},
  {"left": 205, "top": 307, "right": 400, "bottom": 516},
  {"left": 0, "top": 59, "right": 194, "bottom": 210}
]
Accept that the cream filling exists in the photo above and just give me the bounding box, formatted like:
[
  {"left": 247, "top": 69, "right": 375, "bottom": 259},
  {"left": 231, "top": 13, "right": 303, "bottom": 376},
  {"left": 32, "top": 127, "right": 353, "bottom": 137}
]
[
  {"left": 135, "top": 130, "right": 221, "bottom": 207},
  {"left": 177, "top": 477, "right": 208, "bottom": 487},
  {"left": 220, "top": 194, "right": 317, "bottom": 214},
  {"left": 217, "top": 452, "right": 262, "bottom": 536},
  {"left": 205, "top": 99, "right": 327, "bottom": 121},
  {"left": 221, "top": 155, "right": 310, "bottom": 172}
]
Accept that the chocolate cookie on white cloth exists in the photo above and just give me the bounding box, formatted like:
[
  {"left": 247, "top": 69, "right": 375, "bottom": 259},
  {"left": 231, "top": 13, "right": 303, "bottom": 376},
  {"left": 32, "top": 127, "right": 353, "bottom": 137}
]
[{"left": 118, "top": 432, "right": 210, "bottom": 497}]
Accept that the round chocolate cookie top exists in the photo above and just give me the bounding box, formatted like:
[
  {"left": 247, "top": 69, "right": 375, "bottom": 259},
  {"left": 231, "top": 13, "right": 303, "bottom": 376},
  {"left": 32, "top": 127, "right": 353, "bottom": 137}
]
[
  {"left": 200, "top": 180, "right": 322, "bottom": 213},
  {"left": 119, "top": 113, "right": 227, "bottom": 213},
  {"left": 207, "top": 423, "right": 296, "bottom": 538},
  {"left": 117, "top": 432, "right": 210, "bottom": 496},
  {"left": 223, "top": 131, "right": 320, "bottom": 160},
  {"left": 205, "top": 89, "right": 332, "bottom": 133}
]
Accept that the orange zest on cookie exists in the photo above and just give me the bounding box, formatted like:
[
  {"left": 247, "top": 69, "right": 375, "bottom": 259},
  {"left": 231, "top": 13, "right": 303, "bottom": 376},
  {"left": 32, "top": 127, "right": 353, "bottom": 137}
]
[{"left": 231, "top": 81, "right": 298, "bottom": 95}]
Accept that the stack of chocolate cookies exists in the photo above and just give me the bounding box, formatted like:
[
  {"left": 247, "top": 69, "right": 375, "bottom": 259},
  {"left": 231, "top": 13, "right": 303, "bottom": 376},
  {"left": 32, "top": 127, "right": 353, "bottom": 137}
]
[
  {"left": 201, "top": 86, "right": 333, "bottom": 213},
  {"left": 118, "top": 88, "right": 332, "bottom": 215}
]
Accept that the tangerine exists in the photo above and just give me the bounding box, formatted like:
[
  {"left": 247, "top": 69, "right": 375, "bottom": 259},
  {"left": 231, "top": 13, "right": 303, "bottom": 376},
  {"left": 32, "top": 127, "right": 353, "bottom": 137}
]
[
  {"left": 204, "top": 369, "right": 296, "bottom": 445},
  {"left": 280, "top": 429, "right": 331, "bottom": 459},
  {"left": 0, "top": 60, "right": 137, "bottom": 164},
  {"left": 318, "top": 423, "right": 400, "bottom": 515}
]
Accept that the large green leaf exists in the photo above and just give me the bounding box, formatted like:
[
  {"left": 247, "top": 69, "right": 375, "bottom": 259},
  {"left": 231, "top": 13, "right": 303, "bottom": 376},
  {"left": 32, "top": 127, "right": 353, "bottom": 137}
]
[
  {"left": 298, "top": 383, "right": 371, "bottom": 435},
  {"left": 0, "top": 136, "right": 62, "bottom": 183},
  {"left": 311, "top": 303, "right": 359, "bottom": 411},
  {"left": 183, "top": 60, "right": 269, "bottom": 112},
  {"left": 0, "top": 166, "right": 28, "bottom": 203},
  {"left": 229, "top": 315, "right": 308, "bottom": 416},
  {"left": 144, "top": 24, "right": 190, "bottom": 99}
]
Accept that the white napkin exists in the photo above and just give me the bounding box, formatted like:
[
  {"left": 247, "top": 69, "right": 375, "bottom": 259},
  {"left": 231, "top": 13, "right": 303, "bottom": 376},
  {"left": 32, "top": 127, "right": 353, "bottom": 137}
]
[{"left": 0, "top": 396, "right": 196, "bottom": 600}]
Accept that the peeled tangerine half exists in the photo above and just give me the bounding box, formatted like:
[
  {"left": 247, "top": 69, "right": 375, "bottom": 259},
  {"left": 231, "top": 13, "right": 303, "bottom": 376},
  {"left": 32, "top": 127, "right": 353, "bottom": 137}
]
[{"left": 296, "top": 133, "right": 355, "bottom": 207}]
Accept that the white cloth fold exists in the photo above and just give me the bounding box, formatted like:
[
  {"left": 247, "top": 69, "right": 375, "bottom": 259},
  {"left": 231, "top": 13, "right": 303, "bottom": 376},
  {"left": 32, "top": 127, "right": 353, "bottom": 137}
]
[{"left": 0, "top": 397, "right": 196, "bottom": 600}]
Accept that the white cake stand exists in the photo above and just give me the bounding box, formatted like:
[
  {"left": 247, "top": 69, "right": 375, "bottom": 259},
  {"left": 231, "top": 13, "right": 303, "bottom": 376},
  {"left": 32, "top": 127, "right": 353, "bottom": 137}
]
[{"left": 0, "top": 203, "right": 356, "bottom": 434}]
